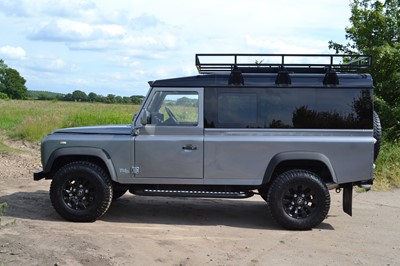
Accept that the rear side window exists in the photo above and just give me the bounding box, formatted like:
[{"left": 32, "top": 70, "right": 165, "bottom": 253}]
[
  {"left": 218, "top": 93, "right": 257, "bottom": 125},
  {"left": 204, "top": 87, "right": 373, "bottom": 129}
]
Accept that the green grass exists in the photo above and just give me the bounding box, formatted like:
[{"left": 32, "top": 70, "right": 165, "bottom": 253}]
[
  {"left": 0, "top": 202, "right": 7, "bottom": 226},
  {"left": 374, "top": 141, "right": 400, "bottom": 190},
  {"left": 0, "top": 140, "right": 23, "bottom": 153},
  {"left": 0, "top": 100, "right": 139, "bottom": 142},
  {"left": 161, "top": 104, "right": 198, "bottom": 123}
]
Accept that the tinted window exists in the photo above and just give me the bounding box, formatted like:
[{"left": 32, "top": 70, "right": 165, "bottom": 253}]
[
  {"left": 204, "top": 88, "right": 372, "bottom": 129},
  {"left": 218, "top": 93, "right": 257, "bottom": 124}
]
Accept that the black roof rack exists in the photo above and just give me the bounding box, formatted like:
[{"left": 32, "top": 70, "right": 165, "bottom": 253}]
[{"left": 195, "top": 54, "right": 372, "bottom": 74}]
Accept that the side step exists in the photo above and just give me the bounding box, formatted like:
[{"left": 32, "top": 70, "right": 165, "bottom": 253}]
[{"left": 131, "top": 189, "right": 254, "bottom": 199}]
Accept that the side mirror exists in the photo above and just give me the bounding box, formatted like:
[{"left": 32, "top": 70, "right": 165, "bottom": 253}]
[{"left": 140, "top": 110, "right": 150, "bottom": 125}]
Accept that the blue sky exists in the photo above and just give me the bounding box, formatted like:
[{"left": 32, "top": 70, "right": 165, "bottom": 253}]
[{"left": 0, "top": 0, "right": 352, "bottom": 96}]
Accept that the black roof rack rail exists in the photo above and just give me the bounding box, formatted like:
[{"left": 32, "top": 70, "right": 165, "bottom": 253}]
[{"left": 195, "top": 54, "right": 372, "bottom": 74}]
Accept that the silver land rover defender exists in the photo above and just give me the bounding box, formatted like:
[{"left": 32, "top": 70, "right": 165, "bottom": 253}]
[{"left": 34, "top": 54, "right": 381, "bottom": 230}]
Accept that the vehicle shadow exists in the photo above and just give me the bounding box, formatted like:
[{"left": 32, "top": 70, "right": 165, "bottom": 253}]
[{"left": 0, "top": 191, "right": 334, "bottom": 231}]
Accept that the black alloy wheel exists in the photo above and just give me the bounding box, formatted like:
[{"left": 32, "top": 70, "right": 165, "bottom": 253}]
[
  {"left": 267, "top": 169, "right": 330, "bottom": 230},
  {"left": 50, "top": 161, "right": 113, "bottom": 222}
]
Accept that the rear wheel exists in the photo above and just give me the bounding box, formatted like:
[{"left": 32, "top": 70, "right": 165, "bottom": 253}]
[
  {"left": 267, "top": 169, "right": 330, "bottom": 230},
  {"left": 50, "top": 161, "right": 113, "bottom": 222}
]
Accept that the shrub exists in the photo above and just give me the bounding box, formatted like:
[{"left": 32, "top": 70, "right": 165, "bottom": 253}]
[
  {"left": 0, "top": 92, "right": 9, "bottom": 99},
  {"left": 0, "top": 202, "right": 7, "bottom": 225}
]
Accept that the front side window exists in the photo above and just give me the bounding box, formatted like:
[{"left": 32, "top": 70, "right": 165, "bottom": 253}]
[{"left": 147, "top": 91, "right": 199, "bottom": 126}]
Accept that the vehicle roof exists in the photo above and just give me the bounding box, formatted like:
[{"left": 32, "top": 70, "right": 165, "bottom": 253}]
[{"left": 149, "top": 73, "right": 373, "bottom": 88}]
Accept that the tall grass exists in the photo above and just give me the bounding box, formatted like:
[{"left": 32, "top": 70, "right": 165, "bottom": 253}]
[
  {"left": 0, "top": 202, "right": 7, "bottom": 225},
  {"left": 0, "top": 100, "right": 139, "bottom": 142},
  {"left": 374, "top": 141, "right": 400, "bottom": 190}
]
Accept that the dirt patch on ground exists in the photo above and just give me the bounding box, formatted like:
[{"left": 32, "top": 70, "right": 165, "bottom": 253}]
[{"left": 0, "top": 140, "right": 399, "bottom": 266}]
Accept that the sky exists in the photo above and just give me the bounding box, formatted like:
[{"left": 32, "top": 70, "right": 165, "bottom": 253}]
[{"left": 0, "top": 0, "right": 352, "bottom": 96}]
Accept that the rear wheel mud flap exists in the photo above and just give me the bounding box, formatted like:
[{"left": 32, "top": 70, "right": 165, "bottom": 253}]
[{"left": 342, "top": 183, "right": 353, "bottom": 216}]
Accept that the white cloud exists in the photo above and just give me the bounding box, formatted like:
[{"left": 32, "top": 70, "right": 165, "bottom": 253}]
[
  {"left": 0, "top": 46, "right": 26, "bottom": 59},
  {"left": 67, "top": 32, "right": 177, "bottom": 53},
  {"left": 109, "top": 56, "right": 140, "bottom": 68},
  {"left": 23, "top": 56, "right": 78, "bottom": 73},
  {"left": 129, "top": 14, "right": 164, "bottom": 30},
  {"left": 29, "top": 19, "right": 93, "bottom": 41},
  {"left": 0, "top": 0, "right": 96, "bottom": 18},
  {"left": 245, "top": 36, "right": 330, "bottom": 54},
  {"left": 122, "top": 33, "right": 177, "bottom": 50},
  {"left": 99, "top": 24, "right": 126, "bottom": 38}
]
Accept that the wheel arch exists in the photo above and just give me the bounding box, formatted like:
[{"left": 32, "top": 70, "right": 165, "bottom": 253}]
[
  {"left": 263, "top": 152, "right": 337, "bottom": 185},
  {"left": 44, "top": 147, "right": 118, "bottom": 181}
]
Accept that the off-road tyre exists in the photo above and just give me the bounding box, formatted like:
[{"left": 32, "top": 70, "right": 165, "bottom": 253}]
[
  {"left": 50, "top": 161, "right": 113, "bottom": 222},
  {"left": 373, "top": 110, "right": 382, "bottom": 162},
  {"left": 267, "top": 169, "right": 330, "bottom": 230}
]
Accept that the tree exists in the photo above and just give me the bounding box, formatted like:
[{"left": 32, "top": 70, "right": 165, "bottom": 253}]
[
  {"left": 106, "top": 94, "right": 116, "bottom": 103},
  {"left": 0, "top": 67, "right": 28, "bottom": 99},
  {"left": 122, "top": 96, "right": 131, "bottom": 104},
  {"left": 63, "top": 93, "right": 73, "bottom": 101},
  {"left": 130, "top": 95, "right": 145, "bottom": 105},
  {"left": 88, "top": 92, "right": 99, "bottom": 102},
  {"left": 0, "top": 59, "right": 8, "bottom": 69},
  {"left": 0, "top": 92, "right": 9, "bottom": 99},
  {"left": 72, "top": 90, "right": 88, "bottom": 102},
  {"left": 329, "top": 0, "right": 400, "bottom": 139},
  {"left": 115, "top": 96, "right": 123, "bottom": 104}
]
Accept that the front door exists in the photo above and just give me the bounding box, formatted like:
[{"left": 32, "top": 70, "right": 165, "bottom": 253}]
[{"left": 134, "top": 88, "right": 203, "bottom": 179}]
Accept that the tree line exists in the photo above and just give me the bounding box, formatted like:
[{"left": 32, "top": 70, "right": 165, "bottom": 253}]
[
  {"left": 30, "top": 90, "right": 145, "bottom": 105},
  {"left": 0, "top": 60, "right": 144, "bottom": 105}
]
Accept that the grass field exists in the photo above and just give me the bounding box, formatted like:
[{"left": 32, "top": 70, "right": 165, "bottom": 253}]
[
  {"left": 374, "top": 141, "right": 400, "bottom": 190},
  {"left": 0, "top": 99, "right": 399, "bottom": 189},
  {"left": 0, "top": 100, "right": 138, "bottom": 142}
]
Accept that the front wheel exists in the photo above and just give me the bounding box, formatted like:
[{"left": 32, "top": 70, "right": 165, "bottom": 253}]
[
  {"left": 50, "top": 161, "right": 113, "bottom": 222},
  {"left": 267, "top": 169, "right": 330, "bottom": 230}
]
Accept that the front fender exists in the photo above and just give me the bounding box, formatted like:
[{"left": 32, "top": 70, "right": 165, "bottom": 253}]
[{"left": 44, "top": 147, "right": 118, "bottom": 181}]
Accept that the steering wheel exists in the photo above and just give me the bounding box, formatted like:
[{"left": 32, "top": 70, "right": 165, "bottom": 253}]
[{"left": 165, "top": 106, "right": 178, "bottom": 124}]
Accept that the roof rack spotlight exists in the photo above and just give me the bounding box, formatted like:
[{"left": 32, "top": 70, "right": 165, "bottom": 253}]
[
  {"left": 228, "top": 65, "right": 244, "bottom": 85},
  {"left": 323, "top": 70, "right": 339, "bottom": 86},
  {"left": 275, "top": 68, "right": 291, "bottom": 85}
]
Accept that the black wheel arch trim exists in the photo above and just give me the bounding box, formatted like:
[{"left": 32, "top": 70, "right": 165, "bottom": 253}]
[
  {"left": 262, "top": 152, "right": 337, "bottom": 184},
  {"left": 43, "top": 147, "right": 118, "bottom": 181}
]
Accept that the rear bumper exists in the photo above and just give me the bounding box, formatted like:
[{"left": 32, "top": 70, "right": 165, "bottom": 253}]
[{"left": 33, "top": 170, "right": 45, "bottom": 181}]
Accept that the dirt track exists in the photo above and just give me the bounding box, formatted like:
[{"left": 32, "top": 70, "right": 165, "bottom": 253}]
[{"left": 0, "top": 141, "right": 399, "bottom": 266}]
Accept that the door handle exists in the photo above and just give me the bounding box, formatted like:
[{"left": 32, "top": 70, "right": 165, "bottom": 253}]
[{"left": 182, "top": 144, "right": 197, "bottom": 151}]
